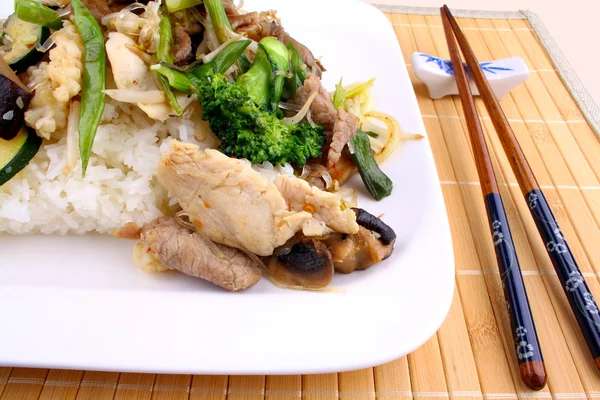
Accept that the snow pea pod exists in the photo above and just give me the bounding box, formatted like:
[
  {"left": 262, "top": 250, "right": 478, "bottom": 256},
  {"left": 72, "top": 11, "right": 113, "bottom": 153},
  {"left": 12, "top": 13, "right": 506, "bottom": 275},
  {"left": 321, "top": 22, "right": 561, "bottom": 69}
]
[
  {"left": 156, "top": 16, "right": 183, "bottom": 115},
  {"left": 71, "top": 0, "right": 106, "bottom": 176}
]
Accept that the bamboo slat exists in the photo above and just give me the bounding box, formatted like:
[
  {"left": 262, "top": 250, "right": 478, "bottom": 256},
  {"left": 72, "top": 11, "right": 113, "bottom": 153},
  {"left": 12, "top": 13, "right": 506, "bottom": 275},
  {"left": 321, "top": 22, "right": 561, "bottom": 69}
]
[
  {"left": 114, "top": 373, "right": 155, "bottom": 400},
  {"left": 4, "top": 10, "right": 600, "bottom": 400},
  {"left": 38, "top": 370, "right": 83, "bottom": 400}
]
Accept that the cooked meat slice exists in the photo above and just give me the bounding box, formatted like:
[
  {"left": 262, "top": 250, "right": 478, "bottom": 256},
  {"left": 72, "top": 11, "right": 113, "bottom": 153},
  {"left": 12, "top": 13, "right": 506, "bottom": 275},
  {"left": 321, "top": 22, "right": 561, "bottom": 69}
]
[
  {"left": 232, "top": 15, "right": 324, "bottom": 77},
  {"left": 280, "top": 33, "right": 324, "bottom": 77},
  {"left": 157, "top": 141, "right": 360, "bottom": 255},
  {"left": 229, "top": 12, "right": 259, "bottom": 30},
  {"left": 328, "top": 150, "right": 357, "bottom": 184},
  {"left": 274, "top": 174, "right": 359, "bottom": 235},
  {"left": 81, "top": 0, "right": 113, "bottom": 22},
  {"left": 304, "top": 169, "right": 327, "bottom": 191},
  {"left": 141, "top": 217, "right": 262, "bottom": 291},
  {"left": 222, "top": 0, "right": 236, "bottom": 14},
  {"left": 291, "top": 74, "right": 337, "bottom": 131},
  {"left": 328, "top": 108, "right": 359, "bottom": 169},
  {"left": 324, "top": 209, "right": 396, "bottom": 273},
  {"left": 113, "top": 222, "right": 142, "bottom": 239},
  {"left": 157, "top": 141, "right": 315, "bottom": 256},
  {"left": 173, "top": 26, "right": 193, "bottom": 65}
]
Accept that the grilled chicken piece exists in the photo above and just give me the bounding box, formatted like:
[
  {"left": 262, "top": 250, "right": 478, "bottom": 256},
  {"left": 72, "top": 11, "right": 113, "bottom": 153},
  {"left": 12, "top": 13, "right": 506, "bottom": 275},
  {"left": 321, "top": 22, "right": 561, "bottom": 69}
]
[
  {"left": 157, "top": 141, "right": 312, "bottom": 256},
  {"left": 157, "top": 141, "right": 359, "bottom": 256},
  {"left": 274, "top": 174, "right": 358, "bottom": 236},
  {"left": 140, "top": 217, "right": 262, "bottom": 291}
]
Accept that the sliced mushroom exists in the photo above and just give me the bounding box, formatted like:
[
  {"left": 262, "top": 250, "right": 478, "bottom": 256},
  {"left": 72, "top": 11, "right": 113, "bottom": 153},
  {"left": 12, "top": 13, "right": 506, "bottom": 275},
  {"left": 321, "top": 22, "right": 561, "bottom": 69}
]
[
  {"left": 324, "top": 208, "right": 396, "bottom": 274},
  {"left": 353, "top": 208, "right": 396, "bottom": 245},
  {"left": 267, "top": 237, "right": 334, "bottom": 288}
]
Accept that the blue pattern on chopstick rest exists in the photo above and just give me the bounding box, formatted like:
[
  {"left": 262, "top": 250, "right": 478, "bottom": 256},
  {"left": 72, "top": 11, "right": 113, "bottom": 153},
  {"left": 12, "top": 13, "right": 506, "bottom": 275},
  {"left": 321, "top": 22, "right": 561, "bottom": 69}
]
[
  {"left": 526, "top": 189, "right": 600, "bottom": 358},
  {"left": 484, "top": 193, "right": 543, "bottom": 365},
  {"left": 418, "top": 54, "right": 513, "bottom": 76},
  {"left": 412, "top": 52, "right": 528, "bottom": 100}
]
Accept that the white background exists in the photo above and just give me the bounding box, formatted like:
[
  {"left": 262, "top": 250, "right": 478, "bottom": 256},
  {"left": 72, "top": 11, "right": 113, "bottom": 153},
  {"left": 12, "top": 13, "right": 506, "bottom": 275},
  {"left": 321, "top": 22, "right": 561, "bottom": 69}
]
[{"left": 364, "top": 0, "right": 600, "bottom": 106}]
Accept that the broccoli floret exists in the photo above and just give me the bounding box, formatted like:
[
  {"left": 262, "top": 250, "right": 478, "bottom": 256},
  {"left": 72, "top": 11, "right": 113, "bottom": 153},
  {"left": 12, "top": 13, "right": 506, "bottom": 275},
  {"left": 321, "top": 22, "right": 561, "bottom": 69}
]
[{"left": 198, "top": 72, "right": 325, "bottom": 166}]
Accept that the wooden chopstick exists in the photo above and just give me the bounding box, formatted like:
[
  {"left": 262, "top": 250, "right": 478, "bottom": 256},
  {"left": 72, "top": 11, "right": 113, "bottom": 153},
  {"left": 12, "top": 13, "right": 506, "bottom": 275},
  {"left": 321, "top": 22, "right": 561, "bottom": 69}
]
[
  {"left": 441, "top": 4, "right": 600, "bottom": 374},
  {"left": 440, "top": 7, "right": 547, "bottom": 391}
]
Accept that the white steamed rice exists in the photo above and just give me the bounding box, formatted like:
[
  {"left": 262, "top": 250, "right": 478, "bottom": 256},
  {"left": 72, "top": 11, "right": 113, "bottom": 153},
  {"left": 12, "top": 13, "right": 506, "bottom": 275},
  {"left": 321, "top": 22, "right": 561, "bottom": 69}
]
[{"left": 0, "top": 99, "right": 294, "bottom": 235}]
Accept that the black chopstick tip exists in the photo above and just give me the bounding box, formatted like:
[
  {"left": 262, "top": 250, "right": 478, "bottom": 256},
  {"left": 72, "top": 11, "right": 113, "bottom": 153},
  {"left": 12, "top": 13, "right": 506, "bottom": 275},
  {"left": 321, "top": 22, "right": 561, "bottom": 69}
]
[{"left": 520, "top": 361, "right": 547, "bottom": 391}]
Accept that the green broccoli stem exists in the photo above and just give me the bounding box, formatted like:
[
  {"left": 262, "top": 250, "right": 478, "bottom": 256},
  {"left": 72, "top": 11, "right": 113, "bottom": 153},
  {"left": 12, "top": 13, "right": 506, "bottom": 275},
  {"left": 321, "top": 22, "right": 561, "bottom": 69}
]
[
  {"left": 204, "top": 0, "right": 232, "bottom": 45},
  {"left": 236, "top": 47, "right": 272, "bottom": 109},
  {"left": 351, "top": 129, "right": 393, "bottom": 201}
]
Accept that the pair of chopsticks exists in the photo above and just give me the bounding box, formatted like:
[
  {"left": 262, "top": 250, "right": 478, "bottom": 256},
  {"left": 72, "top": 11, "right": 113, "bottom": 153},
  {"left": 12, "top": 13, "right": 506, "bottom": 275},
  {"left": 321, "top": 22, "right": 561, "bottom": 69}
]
[{"left": 441, "top": 5, "right": 600, "bottom": 391}]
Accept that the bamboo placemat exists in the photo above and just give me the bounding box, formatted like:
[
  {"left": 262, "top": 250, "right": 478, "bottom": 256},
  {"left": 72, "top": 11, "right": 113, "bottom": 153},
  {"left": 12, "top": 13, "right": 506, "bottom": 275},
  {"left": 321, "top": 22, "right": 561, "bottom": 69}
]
[{"left": 3, "top": 7, "right": 600, "bottom": 400}]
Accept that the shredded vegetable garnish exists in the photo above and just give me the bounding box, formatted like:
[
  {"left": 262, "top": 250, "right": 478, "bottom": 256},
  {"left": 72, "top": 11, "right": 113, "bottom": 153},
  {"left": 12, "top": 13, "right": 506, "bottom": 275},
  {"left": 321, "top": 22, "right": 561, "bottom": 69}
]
[{"left": 283, "top": 90, "right": 317, "bottom": 126}]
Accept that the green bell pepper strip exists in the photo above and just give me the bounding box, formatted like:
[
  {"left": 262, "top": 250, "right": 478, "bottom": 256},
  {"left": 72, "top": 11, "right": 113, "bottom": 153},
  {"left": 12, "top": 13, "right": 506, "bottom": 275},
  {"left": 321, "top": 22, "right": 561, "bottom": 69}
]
[
  {"left": 156, "top": 16, "right": 182, "bottom": 115},
  {"left": 350, "top": 129, "right": 393, "bottom": 201},
  {"left": 14, "top": 0, "right": 63, "bottom": 30},
  {"left": 71, "top": 0, "right": 106, "bottom": 176}
]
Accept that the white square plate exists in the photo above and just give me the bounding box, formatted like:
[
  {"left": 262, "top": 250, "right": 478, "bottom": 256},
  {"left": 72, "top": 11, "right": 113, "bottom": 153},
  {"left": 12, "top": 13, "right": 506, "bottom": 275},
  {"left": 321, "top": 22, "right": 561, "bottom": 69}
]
[{"left": 0, "top": 0, "right": 454, "bottom": 374}]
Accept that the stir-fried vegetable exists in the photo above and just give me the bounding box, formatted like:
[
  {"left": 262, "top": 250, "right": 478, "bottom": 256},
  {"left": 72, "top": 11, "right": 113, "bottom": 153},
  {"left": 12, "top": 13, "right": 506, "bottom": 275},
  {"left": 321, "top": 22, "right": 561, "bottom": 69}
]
[
  {"left": 165, "top": 0, "right": 202, "bottom": 13},
  {"left": 190, "top": 40, "right": 251, "bottom": 82},
  {"left": 204, "top": 0, "right": 233, "bottom": 45},
  {"left": 151, "top": 64, "right": 193, "bottom": 92},
  {"left": 282, "top": 43, "right": 306, "bottom": 101},
  {"left": 197, "top": 70, "right": 325, "bottom": 166},
  {"left": 332, "top": 77, "right": 345, "bottom": 109},
  {"left": 345, "top": 78, "right": 375, "bottom": 99},
  {"left": 14, "top": 0, "right": 64, "bottom": 30},
  {"left": 153, "top": 39, "right": 251, "bottom": 91},
  {"left": 156, "top": 15, "right": 182, "bottom": 115},
  {"left": 71, "top": 0, "right": 106, "bottom": 176},
  {"left": 350, "top": 129, "right": 393, "bottom": 201}
]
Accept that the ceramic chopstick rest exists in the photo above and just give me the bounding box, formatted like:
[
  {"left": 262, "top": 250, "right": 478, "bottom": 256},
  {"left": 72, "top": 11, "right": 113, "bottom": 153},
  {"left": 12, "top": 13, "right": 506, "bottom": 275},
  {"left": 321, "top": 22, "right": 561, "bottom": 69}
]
[{"left": 411, "top": 52, "right": 529, "bottom": 100}]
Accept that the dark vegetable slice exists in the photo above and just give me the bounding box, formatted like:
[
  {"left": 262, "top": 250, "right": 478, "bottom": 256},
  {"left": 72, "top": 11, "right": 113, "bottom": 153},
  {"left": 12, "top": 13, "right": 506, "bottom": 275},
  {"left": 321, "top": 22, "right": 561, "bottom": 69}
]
[
  {"left": 350, "top": 129, "right": 393, "bottom": 201},
  {"left": 0, "top": 58, "right": 32, "bottom": 141},
  {"left": 1, "top": 14, "right": 51, "bottom": 74},
  {"left": 268, "top": 238, "right": 334, "bottom": 288},
  {"left": 0, "top": 126, "right": 42, "bottom": 186}
]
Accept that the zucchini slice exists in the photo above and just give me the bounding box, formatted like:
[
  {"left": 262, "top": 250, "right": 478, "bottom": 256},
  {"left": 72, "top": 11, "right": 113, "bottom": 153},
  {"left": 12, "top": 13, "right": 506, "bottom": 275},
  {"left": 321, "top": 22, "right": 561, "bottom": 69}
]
[
  {"left": 0, "top": 126, "right": 42, "bottom": 186},
  {"left": 1, "top": 14, "right": 51, "bottom": 74}
]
